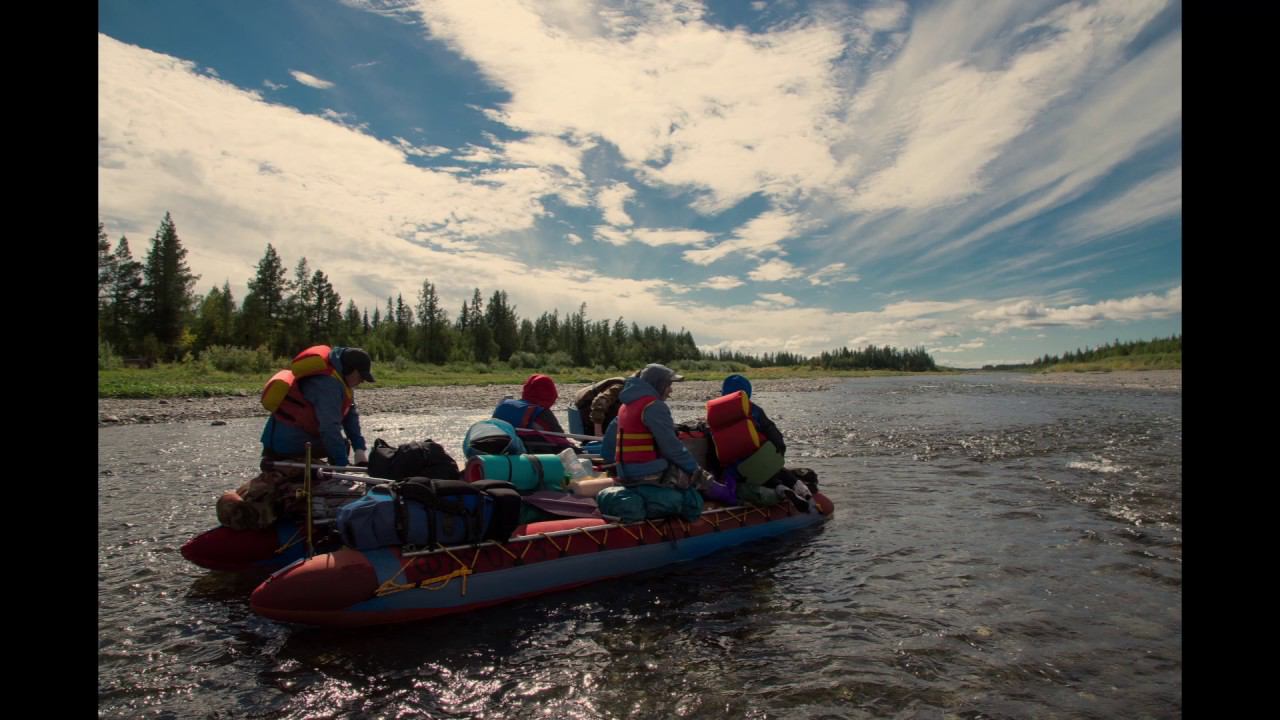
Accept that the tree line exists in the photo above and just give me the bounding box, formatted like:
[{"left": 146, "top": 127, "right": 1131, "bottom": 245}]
[
  {"left": 97, "top": 214, "right": 702, "bottom": 368},
  {"left": 98, "top": 212, "right": 942, "bottom": 374},
  {"left": 980, "top": 334, "right": 1182, "bottom": 370},
  {"left": 705, "top": 345, "right": 937, "bottom": 372}
]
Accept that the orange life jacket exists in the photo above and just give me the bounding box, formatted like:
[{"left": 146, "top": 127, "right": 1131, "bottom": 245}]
[
  {"left": 705, "top": 390, "right": 763, "bottom": 466},
  {"left": 616, "top": 395, "right": 659, "bottom": 468},
  {"left": 260, "top": 345, "right": 353, "bottom": 435}
]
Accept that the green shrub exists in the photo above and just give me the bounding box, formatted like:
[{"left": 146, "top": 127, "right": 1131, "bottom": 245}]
[
  {"left": 200, "top": 345, "right": 281, "bottom": 373},
  {"left": 508, "top": 351, "right": 540, "bottom": 369},
  {"left": 393, "top": 355, "right": 410, "bottom": 372},
  {"left": 98, "top": 340, "right": 123, "bottom": 370}
]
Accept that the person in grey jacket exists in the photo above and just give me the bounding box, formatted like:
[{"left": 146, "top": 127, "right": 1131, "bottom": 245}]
[{"left": 600, "top": 363, "right": 714, "bottom": 489}]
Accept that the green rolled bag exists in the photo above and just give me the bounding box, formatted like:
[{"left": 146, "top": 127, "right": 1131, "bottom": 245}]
[{"left": 464, "top": 454, "right": 567, "bottom": 493}]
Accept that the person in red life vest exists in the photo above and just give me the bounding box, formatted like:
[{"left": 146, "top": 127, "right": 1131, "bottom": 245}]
[
  {"left": 260, "top": 346, "right": 375, "bottom": 467},
  {"left": 493, "top": 373, "right": 573, "bottom": 450},
  {"left": 600, "top": 364, "right": 715, "bottom": 489}
]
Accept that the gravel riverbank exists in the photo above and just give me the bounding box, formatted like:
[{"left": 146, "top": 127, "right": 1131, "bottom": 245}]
[
  {"left": 97, "top": 370, "right": 1179, "bottom": 427},
  {"left": 97, "top": 378, "right": 842, "bottom": 427}
]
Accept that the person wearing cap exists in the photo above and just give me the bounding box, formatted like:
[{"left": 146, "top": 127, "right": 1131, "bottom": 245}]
[
  {"left": 492, "top": 373, "right": 573, "bottom": 450},
  {"left": 600, "top": 363, "right": 714, "bottom": 489},
  {"left": 260, "top": 345, "right": 374, "bottom": 468}
]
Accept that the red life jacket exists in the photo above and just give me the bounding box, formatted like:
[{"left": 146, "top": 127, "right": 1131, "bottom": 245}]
[
  {"left": 705, "top": 391, "right": 763, "bottom": 466},
  {"left": 260, "top": 345, "right": 353, "bottom": 435},
  {"left": 616, "top": 395, "right": 659, "bottom": 468}
]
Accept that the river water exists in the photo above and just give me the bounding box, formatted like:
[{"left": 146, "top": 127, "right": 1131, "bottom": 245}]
[{"left": 98, "top": 373, "right": 1181, "bottom": 719}]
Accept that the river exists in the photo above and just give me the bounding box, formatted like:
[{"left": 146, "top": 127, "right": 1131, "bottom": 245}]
[{"left": 98, "top": 373, "right": 1181, "bottom": 718}]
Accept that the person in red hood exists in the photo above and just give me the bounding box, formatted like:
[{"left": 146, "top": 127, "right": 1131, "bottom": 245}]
[{"left": 493, "top": 373, "right": 573, "bottom": 450}]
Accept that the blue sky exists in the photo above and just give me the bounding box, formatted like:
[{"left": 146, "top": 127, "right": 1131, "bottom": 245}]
[{"left": 98, "top": 0, "right": 1181, "bottom": 368}]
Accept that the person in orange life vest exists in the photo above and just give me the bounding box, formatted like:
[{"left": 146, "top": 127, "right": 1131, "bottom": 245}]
[
  {"left": 493, "top": 373, "right": 573, "bottom": 448},
  {"left": 600, "top": 364, "right": 715, "bottom": 488},
  {"left": 260, "top": 346, "right": 374, "bottom": 467},
  {"left": 720, "top": 374, "right": 786, "bottom": 455}
]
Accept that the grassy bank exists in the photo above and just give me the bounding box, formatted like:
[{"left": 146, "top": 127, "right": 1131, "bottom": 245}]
[
  {"left": 1036, "top": 353, "right": 1181, "bottom": 373},
  {"left": 98, "top": 361, "right": 961, "bottom": 399}
]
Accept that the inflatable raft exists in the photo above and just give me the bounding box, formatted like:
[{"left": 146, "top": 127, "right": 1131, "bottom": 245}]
[
  {"left": 249, "top": 493, "right": 834, "bottom": 627},
  {"left": 181, "top": 519, "right": 339, "bottom": 573}
]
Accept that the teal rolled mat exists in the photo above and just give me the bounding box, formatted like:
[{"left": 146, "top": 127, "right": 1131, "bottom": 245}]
[{"left": 465, "top": 454, "right": 567, "bottom": 493}]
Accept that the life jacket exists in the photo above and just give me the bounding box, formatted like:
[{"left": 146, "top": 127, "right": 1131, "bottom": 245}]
[
  {"left": 493, "top": 398, "right": 546, "bottom": 429},
  {"left": 616, "top": 395, "right": 659, "bottom": 469},
  {"left": 260, "top": 345, "right": 353, "bottom": 435},
  {"left": 705, "top": 391, "right": 764, "bottom": 466}
]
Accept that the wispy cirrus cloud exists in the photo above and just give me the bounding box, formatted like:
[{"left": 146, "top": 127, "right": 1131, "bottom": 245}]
[
  {"left": 289, "top": 69, "right": 335, "bottom": 89},
  {"left": 808, "top": 262, "right": 860, "bottom": 286}
]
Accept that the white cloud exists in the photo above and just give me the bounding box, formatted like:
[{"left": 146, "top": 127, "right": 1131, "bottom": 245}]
[
  {"left": 862, "top": 3, "right": 909, "bottom": 32},
  {"left": 565, "top": 232, "right": 583, "bottom": 245},
  {"left": 597, "top": 182, "right": 636, "bottom": 226},
  {"left": 931, "top": 339, "right": 985, "bottom": 353},
  {"left": 808, "top": 262, "right": 861, "bottom": 285},
  {"left": 393, "top": 137, "right": 451, "bottom": 157},
  {"left": 591, "top": 225, "right": 713, "bottom": 247},
  {"left": 748, "top": 258, "right": 803, "bottom": 282},
  {"left": 972, "top": 286, "right": 1181, "bottom": 331},
  {"left": 880, "top": 299, "right": 975, "bottom": 318},
  {"left": 756, "top": 292, "right": 798, "bottom": 306},
  {"left": 290, "top": 69, "right": 335, "bottom": 89},
  {"left": 263, "top": 79, "right": 286, "bottom": 91},
  {"left": 407, "top": 1, "right": 849, "bottom": 212},
  {"left": 683, "top": 209, "right": 800, "bottom": 265},
  {"left": 701, "top": 275, "right": 744, "bottom": 290}
]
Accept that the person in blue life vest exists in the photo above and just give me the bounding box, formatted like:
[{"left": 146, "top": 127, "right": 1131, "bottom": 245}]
[
  {"left": 260, "top": 346, "right": 374, "bottom": 467},
  {"left": 720, "top": 373, "right": 786, "bottom": 456},
  {"left": 492, "top": 373, "right": 574, "bottom": 450},
  {"left": 600, "top": 363, "right": 715, "bottom": 489}
]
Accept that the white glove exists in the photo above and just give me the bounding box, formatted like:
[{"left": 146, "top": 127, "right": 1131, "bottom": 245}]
[{"left": 353, "top": 448, "right": 369, "bottom": 466}]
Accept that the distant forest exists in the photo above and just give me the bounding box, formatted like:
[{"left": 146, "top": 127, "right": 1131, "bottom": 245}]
[
  {"left": 98, "top": 213, "right": 939, "bottom": 373},
  {"left": 981, "top": 334, "right": 1182, "bottom": 371}
]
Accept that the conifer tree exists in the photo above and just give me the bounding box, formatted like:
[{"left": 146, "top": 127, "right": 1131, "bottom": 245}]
[
  {"left": 104, "top": 235, "right": 143, "bottom": 353},
  {"left": 240, "top": 244, "right": 287, "bottom": 351},
  {"left": 140, "top": 212, "right": 199, "bottom": 359}
]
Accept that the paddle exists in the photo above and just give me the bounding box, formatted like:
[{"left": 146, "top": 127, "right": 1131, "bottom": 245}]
[
  {"left": 262, "top": 459, "right": 369, "bottom": 474},
  {"left": 516, "top": 429, "right": 604, "bottom": 442}
]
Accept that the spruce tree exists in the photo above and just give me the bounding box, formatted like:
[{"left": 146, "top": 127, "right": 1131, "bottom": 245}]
[
  {"left": 105, "top": 235, "right": 143, "bottom": 353},
  {"left": 240, "top": 244, "right": 287, "bottom": 351},
  {"left": 140, "top": 212, "right": 199, "bottom": 359}
]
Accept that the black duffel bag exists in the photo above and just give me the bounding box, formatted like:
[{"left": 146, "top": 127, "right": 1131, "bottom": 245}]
[{"left": 367, "top": 438, "right": 461, "bottom": 481}]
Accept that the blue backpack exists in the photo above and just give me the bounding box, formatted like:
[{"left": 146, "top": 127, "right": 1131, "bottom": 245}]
[{"left": 337, "top": 478, "right": 506, "bottom": 550}]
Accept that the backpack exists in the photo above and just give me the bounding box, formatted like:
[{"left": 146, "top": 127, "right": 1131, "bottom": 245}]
[
  {"left": 336, "top": 477, "right": 511, "bottom": 550},
  {"left": 675, "top": 420, "right": 720, "bottom": 474},
  {"left": 367, "top": 438, "right": 461, "bottom": 481},
  {"left": 467, "top": 479, "right": 523, "bottom": 541}
]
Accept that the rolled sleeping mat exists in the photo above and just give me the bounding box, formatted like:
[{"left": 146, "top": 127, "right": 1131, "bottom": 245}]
[{"left": 463, "top": 454, "right": 567, "bottom": 493}]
